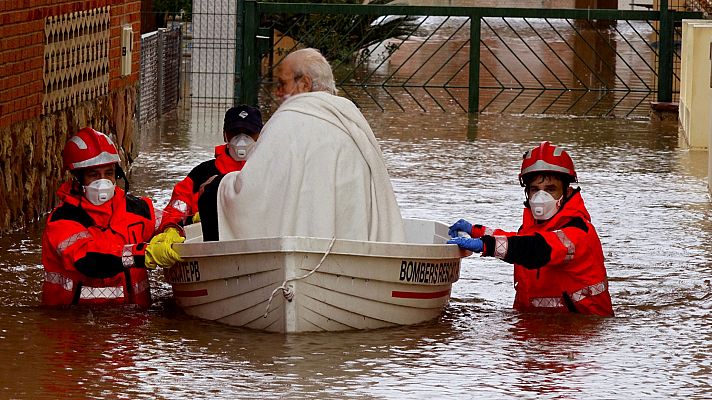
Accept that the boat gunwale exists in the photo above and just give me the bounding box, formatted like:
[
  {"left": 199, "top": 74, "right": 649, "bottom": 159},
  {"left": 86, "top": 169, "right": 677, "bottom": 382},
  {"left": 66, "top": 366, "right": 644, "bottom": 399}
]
[{"left": 175, "top": 235, "right": 464, "bottom": 260}]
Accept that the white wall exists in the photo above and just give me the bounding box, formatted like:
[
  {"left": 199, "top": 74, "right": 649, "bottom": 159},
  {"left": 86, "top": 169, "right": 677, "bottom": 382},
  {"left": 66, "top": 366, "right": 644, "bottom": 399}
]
[{"left": 679, "top": 20, "right": 712, "bottom": 151}]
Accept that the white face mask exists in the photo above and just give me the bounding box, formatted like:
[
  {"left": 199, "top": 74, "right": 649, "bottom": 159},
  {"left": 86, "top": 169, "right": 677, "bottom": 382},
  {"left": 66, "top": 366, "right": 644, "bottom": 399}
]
[
  {"left": 228, "top": 134, "right": 256, "bottom": 161},
  {"left": 528, "top": 190, "right": 563, "bottom": 221},
  {"left": 83, "top": 179, "right": 116, "bottom": 206}
]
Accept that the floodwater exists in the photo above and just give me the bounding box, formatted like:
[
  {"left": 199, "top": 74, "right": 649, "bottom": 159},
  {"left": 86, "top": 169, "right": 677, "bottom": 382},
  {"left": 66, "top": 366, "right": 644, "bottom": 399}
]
[{"left": 0, "top": 106, "right": 710, "bottom": 399}]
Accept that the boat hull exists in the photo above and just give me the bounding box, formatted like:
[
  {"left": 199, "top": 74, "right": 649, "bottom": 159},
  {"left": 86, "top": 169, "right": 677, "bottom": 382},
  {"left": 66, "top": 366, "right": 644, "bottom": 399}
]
[{"left": 166, "top": 219, "right": 463, "bottom": 333}]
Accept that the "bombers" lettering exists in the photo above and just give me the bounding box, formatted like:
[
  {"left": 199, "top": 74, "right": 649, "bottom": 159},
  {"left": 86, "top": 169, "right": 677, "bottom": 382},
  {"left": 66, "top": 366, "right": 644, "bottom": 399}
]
[{"left": 399, "top": 260, "right": 459, "bottom": 284}]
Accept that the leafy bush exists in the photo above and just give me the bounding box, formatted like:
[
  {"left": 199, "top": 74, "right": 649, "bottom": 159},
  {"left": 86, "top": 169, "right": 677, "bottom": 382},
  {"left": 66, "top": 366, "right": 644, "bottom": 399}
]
[{"left": 262, "top": 0, "right": 418, "bottom": 64}]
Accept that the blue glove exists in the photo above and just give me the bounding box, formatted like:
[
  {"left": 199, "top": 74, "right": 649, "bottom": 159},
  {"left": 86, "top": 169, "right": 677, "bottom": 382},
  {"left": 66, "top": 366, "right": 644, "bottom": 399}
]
[
  {"left": 447, "top": 237, "right": 484, "bottom": 253},
  {"left": 448, "top": 219, "right": 473, "bottom": 238}
]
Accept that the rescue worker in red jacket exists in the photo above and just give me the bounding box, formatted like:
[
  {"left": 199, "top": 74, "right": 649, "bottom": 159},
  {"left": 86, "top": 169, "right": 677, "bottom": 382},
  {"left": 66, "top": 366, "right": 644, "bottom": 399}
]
[
  {"left": 41, "top": 127, "right": 183, "bottom": 307},
  {"left": 447, "top": 141, "right": 613, "bottom": 316},
  {"left": 159, "top": 105, "right": 263, "bottom": 231}
]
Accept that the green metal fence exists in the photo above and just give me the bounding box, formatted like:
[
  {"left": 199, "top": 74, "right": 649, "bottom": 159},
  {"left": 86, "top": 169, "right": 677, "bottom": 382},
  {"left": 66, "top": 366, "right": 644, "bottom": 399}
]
[{"left": 227, "top": 1, "right": 702, "bottom": 117}]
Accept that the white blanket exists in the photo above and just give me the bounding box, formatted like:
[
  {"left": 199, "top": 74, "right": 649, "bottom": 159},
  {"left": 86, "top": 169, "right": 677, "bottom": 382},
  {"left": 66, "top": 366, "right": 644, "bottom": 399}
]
[{"left": 216, "top": 91, "right": 406, "bottom": 242}]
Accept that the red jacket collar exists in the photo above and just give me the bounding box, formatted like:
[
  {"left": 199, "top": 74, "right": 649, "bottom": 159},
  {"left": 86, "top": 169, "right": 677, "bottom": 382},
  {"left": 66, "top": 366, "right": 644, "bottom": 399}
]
[
  {"left": 56, "top": 180, "right": 76, "bottom": 204},
  {"left": 214, "top": 144, "right": 246, "bottom": 174}
]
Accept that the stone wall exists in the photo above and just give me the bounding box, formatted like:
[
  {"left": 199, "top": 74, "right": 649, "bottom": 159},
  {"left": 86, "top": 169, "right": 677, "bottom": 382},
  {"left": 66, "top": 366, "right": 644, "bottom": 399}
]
[
  {"left": 0, "top": 88, "right": 136, "bottom": 231},
  {"left": 0, "top": 0, "right": 140, "bottom": 232}
]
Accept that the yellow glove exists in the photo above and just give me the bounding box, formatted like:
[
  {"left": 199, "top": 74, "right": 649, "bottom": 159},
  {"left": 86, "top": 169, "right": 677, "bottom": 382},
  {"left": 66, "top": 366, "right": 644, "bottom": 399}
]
[
  {"left": 145, "top": 228, "right": 185, "bottom": 269},
  {"left": 192, "top": 212, "right": 201, "bottom": 224},
  {"left": 151, "top": 227, "right": 184, "bottom": 245}
]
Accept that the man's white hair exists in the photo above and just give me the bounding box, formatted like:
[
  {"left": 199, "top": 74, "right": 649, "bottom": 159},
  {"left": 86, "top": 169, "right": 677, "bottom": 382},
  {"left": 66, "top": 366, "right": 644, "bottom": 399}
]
[{"left": 287, "top": 48, "right": 337, "bottom": 95}]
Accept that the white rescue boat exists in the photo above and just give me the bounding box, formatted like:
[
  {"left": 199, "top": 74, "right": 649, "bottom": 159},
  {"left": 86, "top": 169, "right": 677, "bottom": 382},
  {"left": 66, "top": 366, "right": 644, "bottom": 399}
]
[{"left": 165, "top": 218, "right": 462, "bottom": 333}]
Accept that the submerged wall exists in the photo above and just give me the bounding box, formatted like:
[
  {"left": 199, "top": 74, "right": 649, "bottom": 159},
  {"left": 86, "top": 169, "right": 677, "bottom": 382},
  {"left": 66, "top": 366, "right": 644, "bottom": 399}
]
[{"left": 0, "top": 0, "right": 140, "bottom": 232}]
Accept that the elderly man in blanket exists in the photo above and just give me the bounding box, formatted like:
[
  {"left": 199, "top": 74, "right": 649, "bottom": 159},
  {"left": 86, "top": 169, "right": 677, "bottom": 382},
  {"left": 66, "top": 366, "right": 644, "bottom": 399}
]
[{"left": 198, "top": 48, "right": 406, "bottom": 243}]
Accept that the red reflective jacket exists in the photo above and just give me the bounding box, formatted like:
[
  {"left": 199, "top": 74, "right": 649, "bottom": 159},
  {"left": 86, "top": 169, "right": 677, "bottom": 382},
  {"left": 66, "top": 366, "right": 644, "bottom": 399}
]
[
  {"left": 160, "top": 145, "right": 245, "bottom": 230},
  {"left": 475, "top": 190, "right": 613, "bottom": 316},
  {"left": 41, "top": 181, "right": 158, "bottom": 308}
]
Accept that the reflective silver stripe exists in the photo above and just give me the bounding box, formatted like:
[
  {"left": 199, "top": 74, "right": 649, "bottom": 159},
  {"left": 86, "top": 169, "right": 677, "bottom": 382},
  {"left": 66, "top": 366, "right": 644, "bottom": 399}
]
[
  {"left": 494, "top": 235, "right": 508, "bottom": 259},
  {"left": 531, "top": 297, "right": 564, "bottom": 308},
  {"left": 521, "top": 160, "right": 571, "bottom": 176},
  {"left": 169, "top": 199, "right": 190, "bottom": 215},
  {"left": 530, "top": 280, "right": 608, "bottom": 309},
  {"left": 57, "top": 231, "right": 91, "bottom": 254},
  {"left": 570, "top": 281, "right": 607, "bottom": 302},
  {"left": 133, "top": 278, "right": 149, "bottom": 294},
  {"left": 69, "top": 135, "right": 88, "bottom": 149},
  {"left": 122, "top": 244, "right": 134, "bottom": 268},
  {"left": 70, "top": 151, "right": 120, "bottom": 169},
  {"left": 554, "top": 230, "right": 575, "bottom": 261},
  {"left": 44, "top": 271, "right": 74, "bottom": 291},
  {"left": 483, "top": 226, "right": 495, "bottom": 236},
  {"left": 80, "top": 286, "right": 125, "bottom": 300}
]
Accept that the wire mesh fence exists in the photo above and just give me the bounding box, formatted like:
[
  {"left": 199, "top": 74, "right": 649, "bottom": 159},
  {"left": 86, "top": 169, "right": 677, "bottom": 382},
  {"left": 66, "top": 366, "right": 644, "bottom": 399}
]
[
  {"left": 150, "top": 2, "right": 702, "bottom": 119},
  {"left": 247, "top": 3, "right": 700, "bottom": 118},
  {"left": 138, "top": 27, "right": 182, "bottom": 125},
  {"left": 475, "top": 17, "right": 664, "bottom": 117}
]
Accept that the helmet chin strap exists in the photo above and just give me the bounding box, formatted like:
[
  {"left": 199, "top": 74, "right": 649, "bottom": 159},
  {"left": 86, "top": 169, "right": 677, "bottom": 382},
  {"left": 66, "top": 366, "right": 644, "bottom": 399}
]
[
  {"left": 70, "top": 171, "right": 84, "bottom": 195},
  {"left": 69, "top": 164, "right": 127, "bottom": 195},
  {"left": 116, "top": 165, "right": 129, "bottom": 193}
]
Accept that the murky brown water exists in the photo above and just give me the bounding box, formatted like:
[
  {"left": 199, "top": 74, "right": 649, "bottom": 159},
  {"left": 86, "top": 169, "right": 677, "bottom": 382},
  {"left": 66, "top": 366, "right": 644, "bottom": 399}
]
[{"left": 0, "top": 105, "right": 710, "bottom": 398}]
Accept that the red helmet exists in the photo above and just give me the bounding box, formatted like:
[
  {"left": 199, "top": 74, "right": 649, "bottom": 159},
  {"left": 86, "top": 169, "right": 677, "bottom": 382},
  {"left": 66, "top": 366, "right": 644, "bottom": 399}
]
[
  {"left": 519, "top": 141, "right": 577, "bottom": 186},
  {"left": 62, "top": 127, "right": 120, "bottom": 171}
]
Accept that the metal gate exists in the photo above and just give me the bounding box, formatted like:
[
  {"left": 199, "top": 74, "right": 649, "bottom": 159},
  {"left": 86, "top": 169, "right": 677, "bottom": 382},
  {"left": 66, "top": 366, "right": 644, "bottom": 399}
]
[{"left": 189, "top": 0, "right": 702, "bottom": 117}]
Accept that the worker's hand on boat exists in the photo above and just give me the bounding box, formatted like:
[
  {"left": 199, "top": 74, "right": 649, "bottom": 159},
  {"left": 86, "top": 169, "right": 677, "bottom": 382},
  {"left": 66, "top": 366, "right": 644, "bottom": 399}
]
[
  {"left": 145, "top": 228, "right": 185, "bottom": 269},
  {"left": 448, "top": 219, "right": 473, "bottom": 238},
  {"left": 447, "top": 237, "right": 483, "bottom": 253},
  {"left": 191, "top": 212, "right": 201, "bottom": 224},
  {"left": 151, "top": 227, "right": 185, "bottom": 246}
]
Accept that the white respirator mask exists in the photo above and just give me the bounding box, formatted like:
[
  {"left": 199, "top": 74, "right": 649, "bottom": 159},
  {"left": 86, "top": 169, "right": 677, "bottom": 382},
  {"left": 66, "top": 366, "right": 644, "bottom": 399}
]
[
  {"left": 83, "top": 179, "right": 116, "bottom": 206},
  {"left": 228, "top": 134, "right": 256, "bottom": 161},
  {"left": 528, "top": 190, "right": 563, "bottom": 221}
]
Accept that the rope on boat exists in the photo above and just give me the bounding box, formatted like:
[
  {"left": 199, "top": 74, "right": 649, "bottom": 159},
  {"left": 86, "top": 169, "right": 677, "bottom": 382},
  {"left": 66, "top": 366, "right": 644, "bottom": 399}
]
[{"left": 263, "top": 236, "right": 337, "bottom": 318}]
